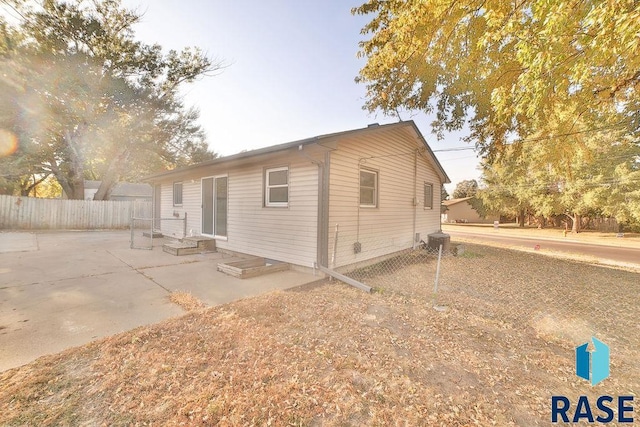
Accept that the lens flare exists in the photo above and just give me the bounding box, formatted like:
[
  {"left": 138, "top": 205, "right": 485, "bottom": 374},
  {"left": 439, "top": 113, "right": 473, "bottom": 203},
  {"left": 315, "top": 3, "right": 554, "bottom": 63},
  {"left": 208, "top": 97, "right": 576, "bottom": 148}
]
[{"left": 0, "top": 129, "right": 18, "bottom": 157}]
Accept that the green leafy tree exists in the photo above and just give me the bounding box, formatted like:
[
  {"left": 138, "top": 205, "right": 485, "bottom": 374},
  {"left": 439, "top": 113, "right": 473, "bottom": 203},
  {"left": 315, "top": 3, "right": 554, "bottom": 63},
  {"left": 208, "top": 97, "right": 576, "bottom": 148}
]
[
  {"left": 353, "top": 1, "right": 640, "bottom": 229},
  {"left": 440, "top": 185, "right": 449, "bottom": 213},
  {"left": 478, "top": 127, "right": 640, "bottom": 231},
  {"left": 0, "top": 0, "right": 221, "bottom": 199},
  {"left": 353, "top": 0, "right": 639, "bottom": 157},
  {"left": 477, "top": 156, "right": 534, "bottom": 227},
  {"left": 452, "top": 180, "right": 478, "bottom": 199}
]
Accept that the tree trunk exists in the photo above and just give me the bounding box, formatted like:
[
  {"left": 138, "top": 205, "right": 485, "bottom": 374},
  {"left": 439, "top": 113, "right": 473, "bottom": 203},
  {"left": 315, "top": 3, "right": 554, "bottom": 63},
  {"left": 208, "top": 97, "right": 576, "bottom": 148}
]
[
  {"left": 67, "top": 175, "right": 85, "bottom": 199},
  {"left": 93, "top": 176, "right": 117, "bottom": 201},
  {"left": 518, "top": 208, "right": 526, "bottom": 227},
  {"left": 19, "top": 174, "right": 49, "bottom": 197},
  {"left": 93, "top": 148, "right": 128, "bottom": 200},
  {"left": 62, "top": 128, "right": 86, "bottom": 199},
  {"left": 571, "top": 213, "right": 581, "bottom": 233}
]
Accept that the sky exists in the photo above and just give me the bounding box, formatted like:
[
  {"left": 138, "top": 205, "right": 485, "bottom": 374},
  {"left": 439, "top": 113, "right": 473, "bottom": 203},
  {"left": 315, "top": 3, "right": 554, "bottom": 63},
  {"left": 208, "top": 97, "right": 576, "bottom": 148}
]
[{"left": 8, "top": 0, "right": 483, "bottom": 193}]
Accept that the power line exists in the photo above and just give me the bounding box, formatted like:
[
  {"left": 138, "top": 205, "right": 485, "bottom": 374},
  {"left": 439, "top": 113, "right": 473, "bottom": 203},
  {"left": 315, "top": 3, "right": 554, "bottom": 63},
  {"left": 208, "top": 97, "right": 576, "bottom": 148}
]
[
  {"left": 432, "top": 146, "right": 475, "bottom": 152},
  {"left": 478, "top": 176, "right": 640, "bottom": 191},
  {"left": 512, "top": 122, "right": 630, "bottom": 144},
  {"left": 438, "top": 154, "right": 479, "bottom": 161}
]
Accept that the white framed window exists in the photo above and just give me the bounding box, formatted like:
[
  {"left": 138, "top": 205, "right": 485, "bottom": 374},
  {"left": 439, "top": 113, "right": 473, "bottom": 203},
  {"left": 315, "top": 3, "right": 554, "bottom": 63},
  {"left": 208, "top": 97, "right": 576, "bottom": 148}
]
[
  {"left": 265, "top": 166, "right": 289, "bottom": 207},
  {"left": 360, "top": 169, "right": 378, "bottom": 208},
  {"left": 424, "top": 182, "right": 433, "bottom": 209},
  {"left": 173, "top": 182, "right": 183, "bottom": 206}
]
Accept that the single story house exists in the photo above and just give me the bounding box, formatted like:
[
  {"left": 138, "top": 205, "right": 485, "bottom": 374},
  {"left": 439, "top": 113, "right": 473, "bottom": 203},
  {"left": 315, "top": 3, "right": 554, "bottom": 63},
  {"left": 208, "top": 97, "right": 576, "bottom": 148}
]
[
  {"left": 82, "top": 181, "right": 152, "bottom": 201},
  {"left": 441, "top": 197, "right": 497, "bottom": 224},
  {"left": 145, "top": 121, "right": 450, "bottom": 271}
]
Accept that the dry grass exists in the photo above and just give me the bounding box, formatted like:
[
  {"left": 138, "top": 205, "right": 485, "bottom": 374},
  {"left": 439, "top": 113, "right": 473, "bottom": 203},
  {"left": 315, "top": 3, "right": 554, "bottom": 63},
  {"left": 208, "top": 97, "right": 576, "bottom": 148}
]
[
  {"left": 169, "top": 291, "right": 206, "bottom": 312},
  {"left": 0, "top": 244, "right": 638, "bottom": 426}
]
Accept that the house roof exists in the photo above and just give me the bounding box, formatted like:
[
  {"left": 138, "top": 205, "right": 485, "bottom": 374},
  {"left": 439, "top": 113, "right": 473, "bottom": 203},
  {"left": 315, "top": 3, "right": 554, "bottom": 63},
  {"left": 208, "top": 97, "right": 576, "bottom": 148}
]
[
  {"left": 84, "top": 180, "right": 152, "bottom": 197},
  {"left": 84, "top": 180, "right": 102, "bottom": 190},
  {"left": 144, "top": 121, "right": 451, "bottom": 184},
  {"left": 442, "top": 197, "right": 473, "bottom": 207},
  {"left": 112, "top": 182, "right": 152, "bottom": 197}
]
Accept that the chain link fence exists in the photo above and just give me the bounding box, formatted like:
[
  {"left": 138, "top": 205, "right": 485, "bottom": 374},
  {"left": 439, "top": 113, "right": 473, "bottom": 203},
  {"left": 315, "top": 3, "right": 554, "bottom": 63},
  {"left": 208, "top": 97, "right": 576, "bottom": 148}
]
[
  {"left": 331, "top": 225, "right": 463, "bottom": 303},
  {"left": 130, "top": 201, "right": 155, "bottom": 250},
  {"left": 331, "top": 224, "right": 639, "bottom": 397},
  {"left": 129, "top": 205, "right": 187, "bottom": 250}
]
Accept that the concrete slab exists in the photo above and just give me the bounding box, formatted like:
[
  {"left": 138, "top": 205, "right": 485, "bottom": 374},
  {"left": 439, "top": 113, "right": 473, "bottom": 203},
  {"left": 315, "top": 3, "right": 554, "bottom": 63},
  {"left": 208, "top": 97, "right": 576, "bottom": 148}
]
[
  {"left": 145, "top": 259, "right": 322, "bottom": 306},
  {"left": 0, "top": 232, "right": 38, "bottom": 253},
  {"left": 0, "top": 230, "right": 320, "bottom": 371},
  {"left": 0, "top": 270, "right": 183, "bottom": 370}
]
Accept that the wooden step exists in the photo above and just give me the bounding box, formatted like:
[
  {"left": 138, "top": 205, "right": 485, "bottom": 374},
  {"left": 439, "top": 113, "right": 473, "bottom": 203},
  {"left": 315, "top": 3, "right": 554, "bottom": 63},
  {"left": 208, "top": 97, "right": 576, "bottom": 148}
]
[
  {"left": 182, "top": 236, "right": 216, "bottom": 252},
  {"left": 143, "top": 231, "right": 164, "bottom": 238},
  {"left": 162, "top": 236, "right": 216, "bottom": 256},
  {"left": 162, "top": 241, "right": 199, "bottom": 256},
  {"left": 217, "top": 257, "right": 289, "bottom": 279}
]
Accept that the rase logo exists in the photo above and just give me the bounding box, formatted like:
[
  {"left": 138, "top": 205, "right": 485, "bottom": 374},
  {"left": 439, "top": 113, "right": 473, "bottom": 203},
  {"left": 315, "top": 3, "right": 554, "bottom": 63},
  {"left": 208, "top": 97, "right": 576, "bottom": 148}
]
[
  {"left": 551, "top": 337, "right": 635, "bottom": 424},
  {"left": 576, "top": 337, "right": 609, "bottom": 386}
]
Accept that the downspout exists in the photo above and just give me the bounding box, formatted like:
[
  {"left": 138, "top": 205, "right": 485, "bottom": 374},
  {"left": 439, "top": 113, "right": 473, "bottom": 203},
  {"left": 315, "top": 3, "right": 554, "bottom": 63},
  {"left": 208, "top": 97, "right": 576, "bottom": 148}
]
[
  {"left": 320, "top": 152, "right": 330, "bottom": 268},
  {"left": 298, "top": 147, "right": 330, "bottom": 269},
  {"left": 412, "top": 149, "right": 418, "bottom": 249},
  {"left": 299, "top": 146, "right": 371, "bottom": 293}
]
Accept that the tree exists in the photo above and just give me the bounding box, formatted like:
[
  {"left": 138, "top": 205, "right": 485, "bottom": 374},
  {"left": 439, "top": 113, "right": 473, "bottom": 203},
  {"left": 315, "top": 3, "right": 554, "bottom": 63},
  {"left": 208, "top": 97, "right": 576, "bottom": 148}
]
[
  {"left": 452, "top": 179, "right": 478, "bottom": 199},
  {"left": 0, "top": 0, "right": 221, "bottom": 199},
  {"left": 353, "top": 1, "right": 640, "bottom": 230},
  {"left": 440, "top": 185, "right": 449, "bottom": 201},
  {"left": 477, "top": 156, "right": 533, "bottom": 228},
  {"left": 440, "top": 185, "right": 449, "bottom": 213},
  {"left": 353, "top": 1, "right": 639, "bottom": 157},
  {"left": 477, "top": 127, "right": 640, "bottom": 231}
]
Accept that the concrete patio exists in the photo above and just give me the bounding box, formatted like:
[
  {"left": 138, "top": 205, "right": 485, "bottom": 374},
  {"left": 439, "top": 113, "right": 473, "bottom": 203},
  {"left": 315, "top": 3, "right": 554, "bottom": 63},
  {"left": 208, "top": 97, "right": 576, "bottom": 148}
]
[{"left": 0, "top": 230, "right": 321, "bottom": 371}]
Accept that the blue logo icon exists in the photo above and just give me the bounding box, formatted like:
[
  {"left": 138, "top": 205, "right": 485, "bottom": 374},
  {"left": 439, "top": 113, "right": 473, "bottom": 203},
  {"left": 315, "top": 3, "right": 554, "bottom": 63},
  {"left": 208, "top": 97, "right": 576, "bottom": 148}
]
[{"left": 576, "top": 337, "right": 609, "bottom": 386}]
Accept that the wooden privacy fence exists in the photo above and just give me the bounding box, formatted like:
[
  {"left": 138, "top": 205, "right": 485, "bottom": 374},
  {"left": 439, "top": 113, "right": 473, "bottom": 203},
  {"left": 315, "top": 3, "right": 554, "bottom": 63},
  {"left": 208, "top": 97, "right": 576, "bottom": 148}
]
[{"left": 0, "top": 195, "right": 152, "bottom": 230}]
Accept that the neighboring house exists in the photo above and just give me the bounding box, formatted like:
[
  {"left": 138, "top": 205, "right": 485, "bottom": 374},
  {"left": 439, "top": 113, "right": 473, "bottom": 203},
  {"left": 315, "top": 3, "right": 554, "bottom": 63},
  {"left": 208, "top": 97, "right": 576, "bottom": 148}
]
[
  {"left": 145, "top": 121, "right": 450, "bottom": 270},
  {"left": 441, "top": 197, "right": 497, "bottom": 224},
  {"left": 82, "top": 181, "right": 152, "bottom": 201}
]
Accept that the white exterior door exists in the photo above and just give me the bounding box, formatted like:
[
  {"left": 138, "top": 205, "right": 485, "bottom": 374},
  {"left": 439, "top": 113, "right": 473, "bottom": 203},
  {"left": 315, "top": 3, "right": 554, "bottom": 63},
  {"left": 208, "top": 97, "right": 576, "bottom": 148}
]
[{"left": 201, "top": 176, "right": 227, "bottom": 237}]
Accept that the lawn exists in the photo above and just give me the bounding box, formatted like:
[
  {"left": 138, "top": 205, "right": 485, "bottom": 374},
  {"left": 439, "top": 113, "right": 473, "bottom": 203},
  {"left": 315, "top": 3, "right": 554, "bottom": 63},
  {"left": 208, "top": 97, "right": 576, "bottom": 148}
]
[{"left": 1, "top": 243, "right": 638, "bottom": 426}]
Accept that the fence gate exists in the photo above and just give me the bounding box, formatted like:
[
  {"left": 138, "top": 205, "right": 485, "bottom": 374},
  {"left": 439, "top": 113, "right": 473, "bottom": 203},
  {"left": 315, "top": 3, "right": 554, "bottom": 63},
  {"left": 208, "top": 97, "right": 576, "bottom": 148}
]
[{"left": 130, "top": 201, "right": 154, "bottom": 250}]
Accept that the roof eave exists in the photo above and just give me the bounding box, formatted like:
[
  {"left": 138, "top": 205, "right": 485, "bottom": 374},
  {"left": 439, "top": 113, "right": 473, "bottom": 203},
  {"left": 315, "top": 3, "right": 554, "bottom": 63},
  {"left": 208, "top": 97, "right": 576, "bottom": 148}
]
[{"left": 143, "top": 121, "right": 451, "bottom": 184}]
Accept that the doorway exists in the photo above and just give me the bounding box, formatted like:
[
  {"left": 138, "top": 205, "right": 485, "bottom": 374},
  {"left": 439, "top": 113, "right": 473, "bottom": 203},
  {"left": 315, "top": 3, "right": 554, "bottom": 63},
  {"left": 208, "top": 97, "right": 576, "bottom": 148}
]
[
  {"left": 202, "top": 176, "right": 228, "bottom": 237},
  {"left": 153, "top": 184, "right": 161, "bottom": 231}
]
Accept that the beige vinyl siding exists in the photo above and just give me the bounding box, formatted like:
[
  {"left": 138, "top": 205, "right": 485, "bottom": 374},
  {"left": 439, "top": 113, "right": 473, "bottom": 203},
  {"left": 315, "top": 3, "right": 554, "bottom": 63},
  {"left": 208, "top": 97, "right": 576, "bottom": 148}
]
[
  {"left": 155, "top": 150, "right": 319, "bottom": 267},
  {"left": 158, "top": 179, "right": 201, "bottom": 238},
  {"left": 328, "top": 126, "right": 442, "bottom": 268},
  {"left": 218, "top": 153, "right": 318, "bottom": 267}
]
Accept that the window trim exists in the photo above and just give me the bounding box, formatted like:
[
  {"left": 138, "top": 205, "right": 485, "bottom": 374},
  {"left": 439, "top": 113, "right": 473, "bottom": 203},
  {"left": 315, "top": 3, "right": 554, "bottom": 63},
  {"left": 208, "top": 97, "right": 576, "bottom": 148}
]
[
  {"left": 424, "top": 182, "right": 434, "bottom": 210},
  {"left": 173, "top": 181, "right": 183, "bottom": 207},
  {"left": 264, "top": 166, "right": 289, "bottom": 207},
  {"left": 359, "top": 168, "right": 378, "bottom": 208}
]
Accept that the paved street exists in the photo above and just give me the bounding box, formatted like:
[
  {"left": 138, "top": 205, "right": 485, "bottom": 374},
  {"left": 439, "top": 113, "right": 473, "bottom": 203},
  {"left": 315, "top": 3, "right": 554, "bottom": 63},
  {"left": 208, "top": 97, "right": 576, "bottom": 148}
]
[{"left": 446, "top": 229, "right": 640, "bottom": 266}]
